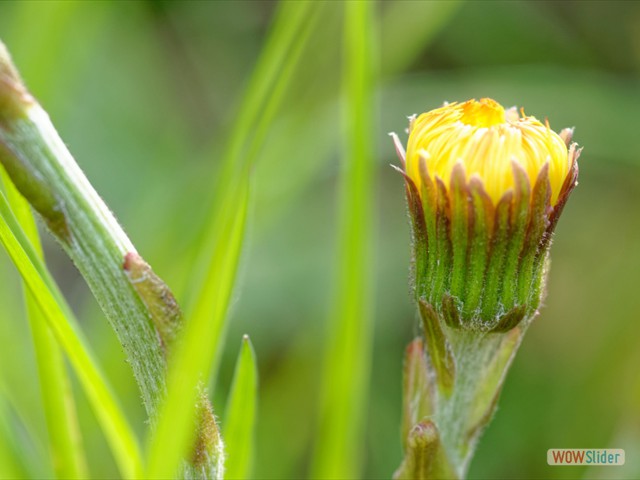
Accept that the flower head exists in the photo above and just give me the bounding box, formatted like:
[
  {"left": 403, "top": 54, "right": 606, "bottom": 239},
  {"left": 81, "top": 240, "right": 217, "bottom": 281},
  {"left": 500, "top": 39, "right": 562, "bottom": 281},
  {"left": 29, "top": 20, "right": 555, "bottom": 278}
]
[
  {"left": 405, "top": 98, "right": 570, "bottom": 205},
  {"left": 392, "top": 98, "right": 580, "bottom": 332}
]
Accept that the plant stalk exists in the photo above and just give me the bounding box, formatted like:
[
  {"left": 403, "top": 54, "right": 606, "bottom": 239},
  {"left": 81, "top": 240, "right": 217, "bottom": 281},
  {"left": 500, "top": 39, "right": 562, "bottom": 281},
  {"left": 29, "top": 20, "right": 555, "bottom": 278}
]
[
  {"left": 395, "top": 321, "right": 526, "bottom": 479},
  {"left": 0, "top": 40, "right": 221, "bottom": 477}
]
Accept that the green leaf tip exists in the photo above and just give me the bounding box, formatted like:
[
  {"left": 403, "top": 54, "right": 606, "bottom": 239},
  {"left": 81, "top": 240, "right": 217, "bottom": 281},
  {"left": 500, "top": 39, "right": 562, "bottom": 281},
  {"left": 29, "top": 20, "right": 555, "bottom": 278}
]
[
  {"left": 393, "top": 420, "right": 456, "bottom": 480},
  {"left": 223, "top": 335, "right": 258, "bottom": 480}
]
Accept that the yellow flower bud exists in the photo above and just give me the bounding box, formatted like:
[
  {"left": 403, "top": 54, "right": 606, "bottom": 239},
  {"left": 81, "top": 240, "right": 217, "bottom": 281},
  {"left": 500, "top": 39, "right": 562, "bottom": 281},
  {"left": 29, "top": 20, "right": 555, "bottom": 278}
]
[
  {"left": 405, "top": 98, "right": 570, "bottom": 205},
  {"left": 393, "top": 99, "right": 581, "bottom": 480},
  {"left": 391, "top": 98, "right": 580, "bottom": 332}
]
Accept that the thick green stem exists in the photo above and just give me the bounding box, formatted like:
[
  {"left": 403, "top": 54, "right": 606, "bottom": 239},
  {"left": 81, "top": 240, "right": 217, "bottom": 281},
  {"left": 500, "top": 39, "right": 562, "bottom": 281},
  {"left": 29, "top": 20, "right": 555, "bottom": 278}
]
[
  {"left": 397, "top": 322, "right": 526, "bottom": 479},
  {"left": 0, "top": 99, "right": 167, "bottom": 416},
  {"left": 433, "top": 328, "right": 523, "bottom": 477},
  {"left": 0, "top": 40, "right": 221, "bottom": 476}
]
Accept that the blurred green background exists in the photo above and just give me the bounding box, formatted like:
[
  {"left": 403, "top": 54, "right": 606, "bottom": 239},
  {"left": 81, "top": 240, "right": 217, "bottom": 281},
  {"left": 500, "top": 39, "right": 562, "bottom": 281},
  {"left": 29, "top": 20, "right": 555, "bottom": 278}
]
[{"left": 0, "top": 1, "right": 639, "bottom": 478}]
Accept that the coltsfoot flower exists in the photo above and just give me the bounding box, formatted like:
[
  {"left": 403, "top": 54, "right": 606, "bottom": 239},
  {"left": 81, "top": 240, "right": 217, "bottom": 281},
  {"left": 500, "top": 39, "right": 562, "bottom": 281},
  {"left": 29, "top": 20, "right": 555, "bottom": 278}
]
[{"left": 391, "top": 98, "right": 580, "bottom": 332}]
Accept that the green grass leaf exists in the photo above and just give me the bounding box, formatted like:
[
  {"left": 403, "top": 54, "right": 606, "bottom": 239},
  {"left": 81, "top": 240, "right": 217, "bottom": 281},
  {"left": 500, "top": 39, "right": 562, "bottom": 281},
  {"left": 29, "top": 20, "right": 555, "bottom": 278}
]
[
  {"left": 0, "top": 392, "right": 30, "bottom": 479},
  {"left": 223, "top": 336, "right": 258, "bottom": 480},
  {"left": 146, "top": 2, "right": 321, "bottom": 477},
  {"left": 380, "top": 0, "right": 463, "bottom": 76},
  {"left": 1, "top": 169, "right": 87, "bottom": 479},
  {"left": 311, "top": 1, "right": 376, "bottom": 478},
  {"left": 0, "top": 192, "right": 143, "bottom": 479},
  {"left": 185, "top": 0, "right": 322, "bottom": 383},
  {"left": 145, "top": 178, "right": 249, "bottom": 478}
]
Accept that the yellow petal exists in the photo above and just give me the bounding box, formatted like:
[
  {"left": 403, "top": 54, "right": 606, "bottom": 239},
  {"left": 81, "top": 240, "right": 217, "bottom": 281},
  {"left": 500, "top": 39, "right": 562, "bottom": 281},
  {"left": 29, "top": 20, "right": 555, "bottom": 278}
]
[{"left": 405, "top": 98, "right": 570, "bottom": 205}]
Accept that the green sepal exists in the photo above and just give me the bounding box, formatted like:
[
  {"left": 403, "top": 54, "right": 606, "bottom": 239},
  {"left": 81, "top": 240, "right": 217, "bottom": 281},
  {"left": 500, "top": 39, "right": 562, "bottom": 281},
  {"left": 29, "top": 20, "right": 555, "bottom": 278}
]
[
  {"left": 417, "top": 156, "right": 438, "bottom": 302},
  {"left": 546, "top": 143, "right": 580, "bottom": 239},
  {"left": 448, "top": 164, "right": 469, "bottom": 300},
  {"left": 400, "top": 168, "right": 429, "bottom": 302},
  {"left": 480, "top": 191, "right": 512, "bottom": 321},
  {"left": 530, "top": 145, "right": 581, "bottom": 311},
  {"left": 464, "top": 176, "right": 494, "bottom": 319},
  {"left": 442, "top": 293, "right": 461, "bottom": 329},
  {"left": 432, "top": 177, "right": 451, "bottom": 305},
  {"left": 489, "top": 304, "right": 526, "bottom": 333},
  {"left": 516, "top": 163, "right": 551, "bottom": 309},
  {"left": 397, "top": 137, "right": 581, "bottom": 334},
  {"left": 500, "top": 161, "right": 531, "bottom": 311}
]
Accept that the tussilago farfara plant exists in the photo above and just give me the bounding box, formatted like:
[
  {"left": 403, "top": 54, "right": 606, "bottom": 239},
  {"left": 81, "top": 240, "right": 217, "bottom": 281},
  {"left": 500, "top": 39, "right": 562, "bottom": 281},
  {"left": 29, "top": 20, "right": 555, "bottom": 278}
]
[{"left": 390, "top": 98, "right": 580, "bottom": 479}]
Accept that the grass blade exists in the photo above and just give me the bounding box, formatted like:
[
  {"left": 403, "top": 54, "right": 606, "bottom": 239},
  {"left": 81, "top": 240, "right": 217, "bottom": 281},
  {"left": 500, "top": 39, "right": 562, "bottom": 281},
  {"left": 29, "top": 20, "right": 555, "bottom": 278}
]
[
  {"left": 223, "top": 336, "right": 258, "bottom": 480},
  {"left": 0, "top": 374, "right": 50, "bottom": 478},
  {"left": 146, "top": 2, "right": 321, "bottom": 476},
  {"left": 185, "top": 0, "right": 321, "bottom": 383},
  {"left": 146, "top": 178, "right": 249, "bottom": 478},
  {"left": 0, "top": 392, "right": 30, "bottom": 479},
  {"left": 311, "top": 1, "right": 376, "bottom": 478},
  {"left": 0, "top": 191, "right": 143, "bottom": 479},
  {"left": 1, "top": 168, "right": 87, "bottom": 479},
  {"left": 380, "top": 0, "right": 462, "bottom": 76}
]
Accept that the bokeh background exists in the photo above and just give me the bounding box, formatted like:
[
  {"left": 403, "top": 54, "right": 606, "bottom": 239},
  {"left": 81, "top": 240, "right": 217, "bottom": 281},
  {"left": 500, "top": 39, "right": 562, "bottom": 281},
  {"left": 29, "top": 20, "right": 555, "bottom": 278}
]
[{"left": 0, "top": 1, "right": 639, "bottom": 479}]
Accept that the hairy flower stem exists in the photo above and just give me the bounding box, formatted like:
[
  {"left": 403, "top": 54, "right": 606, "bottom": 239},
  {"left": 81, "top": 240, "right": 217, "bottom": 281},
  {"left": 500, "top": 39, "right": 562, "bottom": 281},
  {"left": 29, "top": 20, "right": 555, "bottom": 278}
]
[
  {"left": 0, "top": 41, "right": 221, "bottom": 477},
  {"left": 395, "top": 322, "right": 526, "bottom": 479},
  {"left": 436, "top": 329, "right": 523, "bottom": 476}
]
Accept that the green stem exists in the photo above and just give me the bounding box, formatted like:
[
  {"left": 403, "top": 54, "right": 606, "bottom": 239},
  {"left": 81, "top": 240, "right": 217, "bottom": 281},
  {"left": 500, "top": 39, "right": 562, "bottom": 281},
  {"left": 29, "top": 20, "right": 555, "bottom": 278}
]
[
  {"left": 0, "top": 41, "right": 221, "bottom": 476},
  {"left": 0, "top": 96, "right": 166, "bottom": 416},
  {"left": 433, "top": 329, "right": 523, "bottom": 477},
  {"left": 397, "top": 323, "right": 525, "bottom": 479}
]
